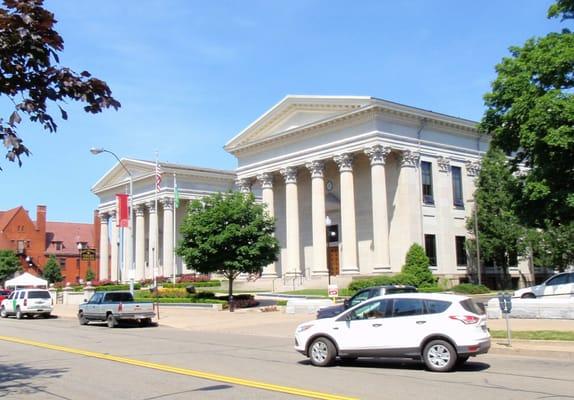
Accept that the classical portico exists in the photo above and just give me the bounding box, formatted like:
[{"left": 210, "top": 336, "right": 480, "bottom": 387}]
[
  {"left": 224, "top": 95, "right": 494, "bottom": 284},
  {"left": 92, "top": 161, "right": 235, "bottom": 282}
]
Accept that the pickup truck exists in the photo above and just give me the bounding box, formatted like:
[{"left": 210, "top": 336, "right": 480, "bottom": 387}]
[{"left": 78, "top": 291, "right": 156, "bottom": 328}]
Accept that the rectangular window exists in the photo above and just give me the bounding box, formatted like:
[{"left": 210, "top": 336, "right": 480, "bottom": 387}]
[
  {"left": 59, "top": 258, "right": 66, "bottom": 270},
  {"left": 424, "top": 234, "right": 437, "bottom": 266},
  {"left": 452, "top": 166, "right": 464, "bottom": 207},
  {"left": 421, "top": 161, "right": 434, "bottom": 204},
  {"left": 455, "top": 236, "right": 467, "bottom": 266}
]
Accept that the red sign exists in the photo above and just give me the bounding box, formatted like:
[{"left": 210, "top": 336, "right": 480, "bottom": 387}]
[
  {"left": 116, "top": 194, "right": 129, "bottom": 227},
  {"left": 328, "top": 284, "right": 339, "bottom": 297}
]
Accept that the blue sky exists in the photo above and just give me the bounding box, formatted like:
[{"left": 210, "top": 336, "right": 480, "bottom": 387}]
[{"left": 0, "top": 0, "right": 563, "bottom": 223}]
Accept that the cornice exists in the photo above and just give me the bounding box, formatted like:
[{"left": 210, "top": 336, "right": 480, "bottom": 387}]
[{"left": 228, "top": 104, "right": 480, "bottom": 157}]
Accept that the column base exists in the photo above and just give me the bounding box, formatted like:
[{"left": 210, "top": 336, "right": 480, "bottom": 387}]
[
  {"left": 311, "top": 269, "right": 329, "bottom": 277},
  {"left": 373, "top": 265, "right": 391, "bottom": 272},
  {"left": 261, "top": 272, "right": 279, "bottom": 278},
  {"left": 283, "top": 271, "right": 303, "bottom": 277}
]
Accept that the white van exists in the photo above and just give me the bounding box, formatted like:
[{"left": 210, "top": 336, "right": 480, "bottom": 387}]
[{"left": 0, "top": 289, "right": 53, "bottom": 319}]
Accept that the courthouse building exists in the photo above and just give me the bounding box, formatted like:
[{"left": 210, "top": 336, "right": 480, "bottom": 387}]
[{"left": 92, "top": 96, "right": 532, "bottom": 287}]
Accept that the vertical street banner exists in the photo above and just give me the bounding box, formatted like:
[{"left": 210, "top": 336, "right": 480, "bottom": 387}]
[{"left": 116, "top": 193, "right": 129, "bottom": 227}]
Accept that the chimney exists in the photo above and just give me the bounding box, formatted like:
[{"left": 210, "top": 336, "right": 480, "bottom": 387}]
[{"left": 36, "top": 205, "right": 46, "bottom": 234}]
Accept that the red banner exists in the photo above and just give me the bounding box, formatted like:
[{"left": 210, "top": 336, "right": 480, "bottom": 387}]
[{"left": 116, "top": 194, "right": 129, "bottom": 228}]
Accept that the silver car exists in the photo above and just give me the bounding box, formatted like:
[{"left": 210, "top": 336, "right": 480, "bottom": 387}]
[{"left": 514, "top": 272, "right": 574, "bottom": 299}]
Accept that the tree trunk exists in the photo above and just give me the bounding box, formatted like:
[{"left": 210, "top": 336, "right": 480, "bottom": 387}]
[{"left": 228, "top": 275, "right": 234, "bottom": 312}]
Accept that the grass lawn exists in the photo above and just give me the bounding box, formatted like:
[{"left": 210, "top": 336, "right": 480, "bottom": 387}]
[{"left": 490, "top": 330, "right": 574, "bottom": 341}]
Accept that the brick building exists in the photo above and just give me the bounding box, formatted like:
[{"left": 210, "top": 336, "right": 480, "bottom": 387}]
[{"left": 0, "top": 205, "right": 101, "bottom": 284}]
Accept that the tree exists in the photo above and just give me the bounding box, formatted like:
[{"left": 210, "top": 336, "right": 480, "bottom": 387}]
[
  {"left": 176, "top": 192, "right": 279, "bottom": 306},
  {"left": 529, "top": 222, "right": 574, "bottom": 272},
  {"left": 401, "top": 244, "right": 436, "bottom": 287},
  {"left": 480, "top": 2, "right": 574, "bottom": 227},
  {"left": 0, "top": 249, "right": 21, "bottom": 285},
  {"left": 0, "top": 0, "right": 120, "bottom": 169},
  {"left": 42, "top": 255, "right": 62, "bottom": 284},
  {"left": 467, "top": 148, "right": 527, "bottom": 288}
]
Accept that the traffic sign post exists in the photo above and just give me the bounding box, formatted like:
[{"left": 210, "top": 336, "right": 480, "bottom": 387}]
[
  {"left": 327, "top": 284, "right": 339, "bottom": 302},
  {"left": 497, "top": 292, "right": 512, "bottom": 346}
]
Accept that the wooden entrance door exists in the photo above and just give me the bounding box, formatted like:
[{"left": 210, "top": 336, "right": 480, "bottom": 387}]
[{"left": 328, "top": 247, "right": 340, "bottom": 276}]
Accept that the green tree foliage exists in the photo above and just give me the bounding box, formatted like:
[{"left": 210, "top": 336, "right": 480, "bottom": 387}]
[
  {"left": 42, "top": 255, "right": 62, "bottom": 284},
  {"left": 467, "top": 148, "right": 526, "bottom": 284},
  {"left": 401, "top": 244, "right": 436, "bottom": 287},
  {"left": 0, "top": 0, "right": 120, "bottom": 169},
  {"left": 548, "top": 0, "right": 574, "bottom": 20},
  {"left": 0, "top": 249, "right": 21, "bottom": 284},
  {"left": 176, "top": 192, "right": 279, "bottom": 301},
  {"left": 528, "top": 222, "right": 574, "bottom": 272},
  {"left": 85, "top": 267, "right": 95, "bottom": 282},
  {"left": 480, "top": 5, "right": 574, "bottom": 227}
]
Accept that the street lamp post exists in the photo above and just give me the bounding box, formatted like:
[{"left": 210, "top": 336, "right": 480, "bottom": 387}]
[
  {"left": 468, "top": 196, "right": 481, "bottom": 286},
  {"left": 90, "top": 147, "right": 135, "bottom": 294}
]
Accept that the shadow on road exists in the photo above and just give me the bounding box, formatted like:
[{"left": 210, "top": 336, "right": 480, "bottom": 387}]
[
  {"left": 298, "top": 358, "right": 490, "bottom": 372},
  {"left": 0, "top": 359, "right": 67, "bottom": 398}
]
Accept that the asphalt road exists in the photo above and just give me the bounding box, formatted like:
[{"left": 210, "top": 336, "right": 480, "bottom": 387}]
[{"left": 1, "top": 316, "right": 573, "bottom": 400}]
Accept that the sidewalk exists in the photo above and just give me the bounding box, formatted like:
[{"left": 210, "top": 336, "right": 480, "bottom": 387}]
[{"left": 54, "top": 304, "right": 574, "bottom": 360}]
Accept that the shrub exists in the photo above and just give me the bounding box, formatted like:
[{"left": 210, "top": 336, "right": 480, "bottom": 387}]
[
  {"left": 160, "top": 280, "right": 221, "bottom": 289},
  {"left": 450, "top": 283, "right": 490, "bottom": 294},
  {"left": 347, "top": 273, "right": 418, "bottom": 292},
  {"left": 418, "top": 286, "right": 444, "bottom": 293},
  {"left": 95, "top": 283, "right": 141, "bottom": 292},
  {"left": 401, "top": 244, "right": 436, "bottom": 287}
]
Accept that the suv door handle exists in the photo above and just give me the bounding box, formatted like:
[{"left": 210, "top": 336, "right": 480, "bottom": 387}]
[
  {"left": 372, "top": 323, "right": 382, "bottom": 327},
  {"left": 416, "top": 321, "right": 427, "bottom": 325}
]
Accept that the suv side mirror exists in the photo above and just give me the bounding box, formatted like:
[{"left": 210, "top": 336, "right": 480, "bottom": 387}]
[{"left": 343, "top": 299, "right": 349, "bottom": 308}]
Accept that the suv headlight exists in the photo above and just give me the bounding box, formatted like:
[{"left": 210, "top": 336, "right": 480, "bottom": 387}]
[{"left": 296, "top": 324, "right": 314, "bottom": 333}]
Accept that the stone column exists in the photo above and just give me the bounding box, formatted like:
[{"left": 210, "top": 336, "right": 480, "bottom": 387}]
[
  {"left": 306, "top": 160, "right": 328, "bottom": 276},
  {"left": 365, "top": 145, "right": 391, "bottom": 271},
  {"left": 135, "top": 204, "right": 146, "bottom": 281},
  {"left": 148, "top": 201, "right": 158, "bottom": 280},
  {"left": 436, "top": 156, "right": 452, "bottom": 272},
  {"left": 162, "top": 198, "right": 174, "bottom": 280},
  {"left": 280, "top": 166, "right": 301, "bottom": 276},
  {"left": 109, "top": 211, "right": 119, "bottom": 282},
  {"left": 257, "top": 172, "right": 277, "bottom": 277},
  {"left": 334, "top": 153, "right": 358, "bottom": 274},
  {"left": 98, "top": 212, "right": 109, "bottom": 280},
  {"left": 400, "top": 150, "right": 422, "bottom": 245},
  {"left": 236, "top": 178, "right": 252, "bottom": 194}
]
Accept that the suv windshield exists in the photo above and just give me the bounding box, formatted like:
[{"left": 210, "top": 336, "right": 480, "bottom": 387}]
[{"left": 28, "top": 291, "right": 51, "bottom": 299}]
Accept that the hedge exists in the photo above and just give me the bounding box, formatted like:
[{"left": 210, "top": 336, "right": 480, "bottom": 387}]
[
  {"left": 134, "top": 297, "right": 227, "bottom": 304},
  {"left": 160, "top": 280, "right": 221, "bottom": 288},
  {"left": 450, "top": 283, "right": 490, "bottom": 294}
]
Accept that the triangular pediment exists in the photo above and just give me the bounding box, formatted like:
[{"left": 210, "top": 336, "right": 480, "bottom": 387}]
[
  {"left": 225, "top": 95, "right": 373, "bottom": 152},
  {"left": 91, "top": 159, "right": 154, "bottom": 193}
]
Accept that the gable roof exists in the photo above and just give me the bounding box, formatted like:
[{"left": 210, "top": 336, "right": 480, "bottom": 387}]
[
  {"left": 0, "top": 206, "right": 23, "bottom": 232},
  {"left": 224, "top": 95, "right": 479, "bottom": 155},
  {"left": 45, "top": 222, "right": 94, "bottom": 255}
]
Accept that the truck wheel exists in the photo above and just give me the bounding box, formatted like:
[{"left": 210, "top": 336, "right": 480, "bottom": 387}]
[
  {"left": 0, "top": 306, "right": 7, "bottom": 318},
  {"left": 139, "top": 318, "right": 152, "bottom": 327},
  {"left": 41, "top": 313, "right": 51, "bottom": 319},
  {"left": 106, "top": 314, "right": 117, "bottom": 328},
  {"left": 15, "top": 307, "right": 23, "bottom": 320},
  {"left": 78, "top": 312, "right": 88, "bottom": 325}
]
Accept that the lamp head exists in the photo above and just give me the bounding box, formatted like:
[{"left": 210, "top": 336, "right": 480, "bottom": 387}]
[{"left": 90, "top": 147, "right": 104, "bottom": 155}]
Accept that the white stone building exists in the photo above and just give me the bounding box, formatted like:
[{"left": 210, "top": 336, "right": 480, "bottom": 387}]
[{"left": 92, "top": 95, "right": 533, "bottom": 288}]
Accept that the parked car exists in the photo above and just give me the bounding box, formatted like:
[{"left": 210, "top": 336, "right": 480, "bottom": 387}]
[
  {"left": 0, "top": 289, "right": 53, "bottom": 319},
  {"left": 78, "top": 291, "right": 156, "bottom": 328},
  {"left": 295, "top": 292, "right": 490, "bottom": 372},
  {"left": 513, "top": 272, "right": 574, "bottom": 299},
  {"left": 0, "top": 289, "right": 12, "bottom": 303},
  {"left": 316, "top": 285, "right": 418, "bottom": 319}
]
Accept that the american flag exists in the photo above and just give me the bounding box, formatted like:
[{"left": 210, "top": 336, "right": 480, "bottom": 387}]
[{"left": 155, "top": 161, "right": 162, "bottom": 193}]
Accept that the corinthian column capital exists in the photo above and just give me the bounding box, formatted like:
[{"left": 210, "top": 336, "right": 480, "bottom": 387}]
[
  {"left": 257, "top": 172, "right": 274, "bottom": 189},
  {"left": 236, "top": 178, "right": 252, "bottom": 193},
  {"left": 306, "top": 160, "right": 325, "bottom": 178},
  {"left": 334, "top": 153, "right": 354, "bottom": 172},
  {"left": 280, "top": 166, "right": 298, "bottom": 184},
  {"left": 364, "top": 145, "right": 391, "bottom": 166},
  {"left": 400, "top": 150, "right": 420, "bottom": 168}
]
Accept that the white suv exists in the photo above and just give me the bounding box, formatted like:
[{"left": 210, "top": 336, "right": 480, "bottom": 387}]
[
  {"left": 514, "top": 272, "right": 574, "bottom": 299},
  {"left": 294, "top": 293, "right": 490, "bottom": 372},
  {"left": 0, "top": 289, "right": 53, "bottom": 319}
]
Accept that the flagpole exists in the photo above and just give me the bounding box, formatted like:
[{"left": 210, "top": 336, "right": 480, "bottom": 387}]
[
  {"left": 173, "top": 173, "right": 177, "bottom": 285},
  {"left": 154, "top": 151, "right": 159, "bottom": 289}
]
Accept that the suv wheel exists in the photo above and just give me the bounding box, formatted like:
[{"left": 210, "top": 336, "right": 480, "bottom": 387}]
[
  {"left": 15, "top": 307, "right": 23, "bottom": 320},
  {"left": 521, "top": 293, "right": 536, "bottom": 299},
  {"left": 106, "top": 314, "right": 117, "bottom": 328},
  {"left": 78, "top": 312, "right": 88, "bottom": 325},
  {"left": 0, "top": 306, "right": 7, "bottom": 318},
  {"left": 423, "top": 340, "right": 457, "bottom": 372},
  {"left": 309, "top": 337, "right": 336, "bottom": 367}
]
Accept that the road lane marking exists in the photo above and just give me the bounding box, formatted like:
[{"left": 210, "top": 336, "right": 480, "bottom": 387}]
[{"left": 0, "top": 335, "right": 356, "bottom": 400}]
